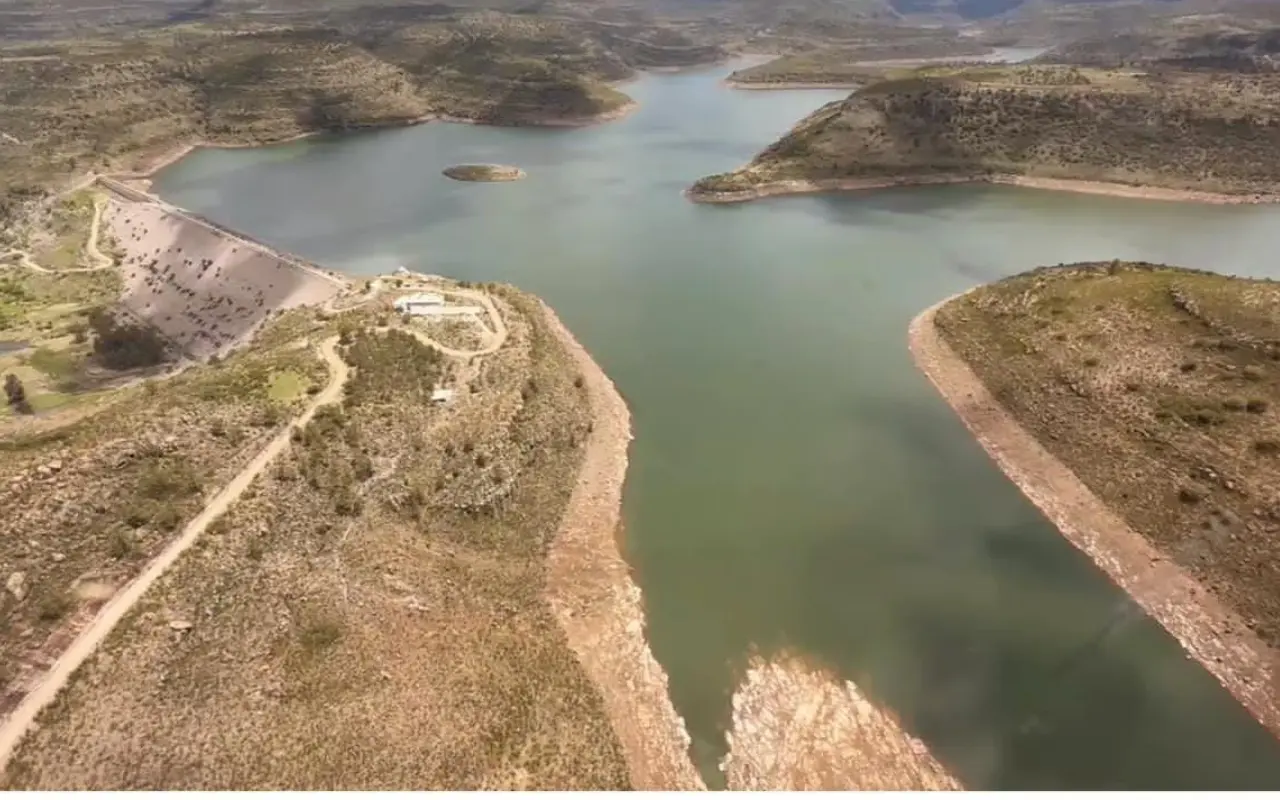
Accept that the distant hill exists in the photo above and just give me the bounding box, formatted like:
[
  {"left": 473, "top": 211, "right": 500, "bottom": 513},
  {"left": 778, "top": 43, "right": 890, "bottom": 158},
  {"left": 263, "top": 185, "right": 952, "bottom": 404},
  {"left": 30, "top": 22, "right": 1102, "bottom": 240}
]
[
  {"left": 690, "top": 64, "right": 1280, "bottom": 200},
  {"left": 1038, "top": 25, "right": 1280, "bottom": 69}
]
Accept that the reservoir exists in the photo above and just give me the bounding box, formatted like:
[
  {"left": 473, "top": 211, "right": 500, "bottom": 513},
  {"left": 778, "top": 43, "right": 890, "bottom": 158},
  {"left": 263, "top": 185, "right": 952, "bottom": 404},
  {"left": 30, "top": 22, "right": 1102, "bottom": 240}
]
[{"left": 153, "top": 60, "right": 1280, "bottom": 789}]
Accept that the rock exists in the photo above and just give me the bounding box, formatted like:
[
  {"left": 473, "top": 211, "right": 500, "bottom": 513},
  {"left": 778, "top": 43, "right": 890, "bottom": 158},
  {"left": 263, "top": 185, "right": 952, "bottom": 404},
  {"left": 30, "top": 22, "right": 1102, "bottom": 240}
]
[
  {"left": 35, "top": 466, "right": 50, "bottom": 478},
  {"left": 47, "top": 459, "right": 62, "bottom": 473},
  {"left": 168, "top": 619, "right": 193, "bottom": 631},
  {"left": 51, "top": 553, "right": 65, "bottom": 563},
  {"left": 6, "top": 571, "right": 27, "bottom": 601}
]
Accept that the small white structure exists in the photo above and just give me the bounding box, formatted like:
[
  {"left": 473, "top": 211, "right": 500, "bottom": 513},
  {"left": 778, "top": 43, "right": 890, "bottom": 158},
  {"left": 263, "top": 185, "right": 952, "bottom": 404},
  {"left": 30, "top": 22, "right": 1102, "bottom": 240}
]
[
  {"left": 431, "top": 388, "right": 455, "bottom": 405},
  {"left": 395, "top": 293, "right": 445, "bottom": 316}
]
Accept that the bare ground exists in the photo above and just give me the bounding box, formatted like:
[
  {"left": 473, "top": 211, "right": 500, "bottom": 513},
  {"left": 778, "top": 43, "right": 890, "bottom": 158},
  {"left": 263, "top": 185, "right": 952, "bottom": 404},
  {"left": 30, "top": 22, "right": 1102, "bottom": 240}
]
[
  {"left": 686, "top": 173, "right": 1280, "bottom": 205},
  {"left": 540, "top": 301, "right": 704, "bottom": 791},
  {"left": 721, "top": 655, "right": 960, "bottom": 790}
]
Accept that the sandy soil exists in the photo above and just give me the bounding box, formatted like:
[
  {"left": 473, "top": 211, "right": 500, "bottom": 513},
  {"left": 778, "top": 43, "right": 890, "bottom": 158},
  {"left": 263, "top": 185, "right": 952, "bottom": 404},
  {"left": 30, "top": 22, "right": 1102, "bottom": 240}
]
[
  {"left": 0, "top": 336, "right": 350, "bottom": 775},
  {"left": 722, "top": 656, "right": 960, "bottom": 790},
  {"left": 908, "top": 294, "right": 1280, "bottom": 739},
  {"left": 540, "top": 302, "right": 704, "bottom": 791},
  {"left": 686, "top": 174, "right": 1280, "bottom": 205}
]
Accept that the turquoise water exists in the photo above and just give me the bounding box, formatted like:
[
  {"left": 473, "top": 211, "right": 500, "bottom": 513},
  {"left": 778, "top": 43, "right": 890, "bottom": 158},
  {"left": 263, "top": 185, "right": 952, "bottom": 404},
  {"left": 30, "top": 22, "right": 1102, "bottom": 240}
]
[{"left": 154, "top": 61, "right": 1280, "bottom": 789}]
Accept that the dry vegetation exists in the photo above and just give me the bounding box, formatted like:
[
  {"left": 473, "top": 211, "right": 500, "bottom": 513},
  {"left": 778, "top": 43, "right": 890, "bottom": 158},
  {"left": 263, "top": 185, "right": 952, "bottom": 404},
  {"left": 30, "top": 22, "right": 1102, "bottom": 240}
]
[
  {"left": 0, "top": 12, "right": 725, "bottom": 227},
  {"left": 0, "top": 288, "right": 630, "bottom": 790},
  {"left": 934, "top": 262, "right": 1280, "bottom": 648},
  {"left": 0, "top": 309, "right": 328, "bottom": 716},
  {"left": 692, "top": 63, "right": 1280, "bottom": 198},
  {"left": 726, "top": 37, "right": 993, "bottom": 86},
  {"left": 1037, "top": 24, "right": 1280, "bottom": 71}
]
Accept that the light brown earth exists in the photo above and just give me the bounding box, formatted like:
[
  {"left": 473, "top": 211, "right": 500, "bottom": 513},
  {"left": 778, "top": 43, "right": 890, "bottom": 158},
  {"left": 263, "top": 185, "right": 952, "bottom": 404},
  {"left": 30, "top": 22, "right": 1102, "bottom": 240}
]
[
  {"left": 909, "top": 262, "right": 1280, "bottom": 739},
  {"left": 0, "top": 335, "right": 351, "bottom": 774},
  {"left": 541, "top": 301, "right": 704, "bottom": 791},
  {"left": 686, "top": 173, "right": 1280, "bottom": 205},
  {"left": 722, "top": 655, "right": 960, "bottom": 790}
]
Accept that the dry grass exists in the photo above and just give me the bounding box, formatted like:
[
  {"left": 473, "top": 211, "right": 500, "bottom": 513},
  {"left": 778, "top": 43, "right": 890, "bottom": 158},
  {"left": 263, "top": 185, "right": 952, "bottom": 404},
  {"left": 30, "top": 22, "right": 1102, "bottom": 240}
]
[
  {"left": 1, "top": 289, "right": 627, "bottom": 790},
  {"left": 0, "top": 311, "right": 330, "bottom": 712},
  {"left": 934, "top": 261, "right": 1280, "bottom": 647},
  {"left": 693, "top": 64, "right": 1280, "bottom": 197}
]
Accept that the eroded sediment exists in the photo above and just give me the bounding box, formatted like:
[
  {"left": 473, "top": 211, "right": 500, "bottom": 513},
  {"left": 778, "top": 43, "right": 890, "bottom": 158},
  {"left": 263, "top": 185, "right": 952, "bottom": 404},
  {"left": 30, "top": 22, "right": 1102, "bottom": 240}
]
[
  {"left": 541, "top": 302, "right": 704, "bottom": 791},
  {"left": 687, "top": 174, "right": 1280, "bottom": 205},
  {"left": 908, "top": 294, "right": 1280, "bottom": 739},
  {"left": 722, "top": 656, "right": 960, "bottom": 791}
]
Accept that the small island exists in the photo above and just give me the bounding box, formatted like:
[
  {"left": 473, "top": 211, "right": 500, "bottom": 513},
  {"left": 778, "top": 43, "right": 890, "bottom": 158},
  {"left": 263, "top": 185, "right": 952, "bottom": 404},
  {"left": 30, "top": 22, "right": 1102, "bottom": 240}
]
[{"left": 442, "top": 164, "right": 527, "bottom": 182}]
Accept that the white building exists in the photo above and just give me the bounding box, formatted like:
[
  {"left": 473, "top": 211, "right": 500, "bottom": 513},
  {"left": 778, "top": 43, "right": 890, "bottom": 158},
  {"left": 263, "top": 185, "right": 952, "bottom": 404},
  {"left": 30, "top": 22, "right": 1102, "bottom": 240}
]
[
  {"left": 394, "top": 293, "right": 445, "bottom": 316},
  {"left": 431, "top": 388, "right": 455, "bottom": 405}
]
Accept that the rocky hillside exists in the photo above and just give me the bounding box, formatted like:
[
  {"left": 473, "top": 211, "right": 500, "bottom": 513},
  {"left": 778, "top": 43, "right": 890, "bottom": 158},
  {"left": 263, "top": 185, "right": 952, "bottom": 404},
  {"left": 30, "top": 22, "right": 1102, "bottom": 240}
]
[
  {"left": 0, "top": 15, "right": 721, "bottom": 223},
  {"left": 691, "top": 64, "right": 1280, "bottom": 198},
  {"left": 1039, "top": 25, "right": 1280, "bottom": 70}
]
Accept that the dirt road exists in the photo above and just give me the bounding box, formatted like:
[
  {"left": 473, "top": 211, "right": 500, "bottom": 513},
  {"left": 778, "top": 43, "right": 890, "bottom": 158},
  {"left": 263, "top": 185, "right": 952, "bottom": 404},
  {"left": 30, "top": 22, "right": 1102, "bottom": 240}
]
[
  {"left": 0, "top": 336, "right": 350, "bottom": 774},
  {"left": 0, "top": 196, "right": 113, "bottom": 274}
]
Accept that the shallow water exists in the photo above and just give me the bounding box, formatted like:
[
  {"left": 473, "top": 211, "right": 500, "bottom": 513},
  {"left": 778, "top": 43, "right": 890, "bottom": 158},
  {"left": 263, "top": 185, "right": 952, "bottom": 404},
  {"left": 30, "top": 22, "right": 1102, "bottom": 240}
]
[{"left": 154, "top": 60, "right": 1280, "bottom": 789}]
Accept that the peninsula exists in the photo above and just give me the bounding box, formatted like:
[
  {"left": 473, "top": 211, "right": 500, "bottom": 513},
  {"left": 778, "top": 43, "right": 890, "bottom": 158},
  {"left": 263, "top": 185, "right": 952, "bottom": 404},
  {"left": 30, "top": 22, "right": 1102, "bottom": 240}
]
[
  {"left": 689, "top": 64, "right": 1280, "bottom": 204},
  {"left": 910, "top": 261, "right": 1280, "bottom": 739},
  {"left": 0, "top": 181, "right": 700, "bottom": 790}
]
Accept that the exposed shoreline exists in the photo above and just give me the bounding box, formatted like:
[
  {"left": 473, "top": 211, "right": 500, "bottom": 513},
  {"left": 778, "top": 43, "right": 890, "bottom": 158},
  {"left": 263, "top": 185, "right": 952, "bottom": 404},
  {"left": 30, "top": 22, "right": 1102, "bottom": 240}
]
[
  {"left": 540, "top": 301, "right": 704, "bottom": 791},
  {"left": 722, "top": 655, "right": 961, "bottom": 790},
  {"left": 116, "top": 100, "right": 640, "bottom": 185},
  {"left": 907, "top": 293, "right": 1280, "bottom": 740},
  {"left": 723, "top": 79, "right": 862, "bottom": 90},
  {"left": 686, "top": 174, "right": 1280, "bottom": 206}
]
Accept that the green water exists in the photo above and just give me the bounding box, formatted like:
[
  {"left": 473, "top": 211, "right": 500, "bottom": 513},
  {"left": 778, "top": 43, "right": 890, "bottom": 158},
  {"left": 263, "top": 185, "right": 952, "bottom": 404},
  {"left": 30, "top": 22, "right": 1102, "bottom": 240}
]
[{"left": 153, "top": 60, "right": 1280, "bottom": 789}]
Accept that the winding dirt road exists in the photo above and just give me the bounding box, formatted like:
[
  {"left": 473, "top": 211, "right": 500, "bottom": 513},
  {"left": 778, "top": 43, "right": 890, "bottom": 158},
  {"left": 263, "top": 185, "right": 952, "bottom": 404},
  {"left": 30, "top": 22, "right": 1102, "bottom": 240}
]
[
  {"left": 1, "top": 196, "right": 113, "bottom": 274},
  {"left": 0, "top": 336, "right": 349, "bottom": 774}
]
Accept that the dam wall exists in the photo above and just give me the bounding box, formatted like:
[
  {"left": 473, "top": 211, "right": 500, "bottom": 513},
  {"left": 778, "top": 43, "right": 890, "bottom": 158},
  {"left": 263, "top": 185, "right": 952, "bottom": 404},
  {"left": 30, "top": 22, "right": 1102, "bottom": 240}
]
[{"left": 99, "top": 182, "right": 345, "bottom": 360}]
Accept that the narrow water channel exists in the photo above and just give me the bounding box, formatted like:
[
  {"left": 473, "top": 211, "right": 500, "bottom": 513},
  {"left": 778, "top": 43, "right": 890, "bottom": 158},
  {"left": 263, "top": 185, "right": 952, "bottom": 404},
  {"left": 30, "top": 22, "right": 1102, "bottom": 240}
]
[{"left": 153, "top": 60, "right": 1280, "bottom": 789}]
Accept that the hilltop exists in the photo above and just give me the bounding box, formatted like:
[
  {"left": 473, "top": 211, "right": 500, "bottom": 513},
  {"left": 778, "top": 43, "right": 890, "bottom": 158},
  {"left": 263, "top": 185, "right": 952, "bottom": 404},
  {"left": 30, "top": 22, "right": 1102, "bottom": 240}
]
[
  {"left": 910, "top": 262, "right": 1280, "bottom": 737},
  {"left": 689, "top": 64, "right": 1280, "bottom": 202}
]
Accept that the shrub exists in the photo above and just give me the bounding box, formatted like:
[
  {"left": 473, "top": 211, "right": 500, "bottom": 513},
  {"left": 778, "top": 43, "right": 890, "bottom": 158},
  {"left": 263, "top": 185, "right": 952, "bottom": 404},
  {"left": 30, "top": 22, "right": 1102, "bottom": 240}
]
[
  {"left": 36, "top": 591, "right": 74, "bottom": 621},
  {"left": 1178, "top": 485, "right": 1205, "bottom": 503},
  {"left": 3, "top": 373, "right": 31, "bottom": 414}
]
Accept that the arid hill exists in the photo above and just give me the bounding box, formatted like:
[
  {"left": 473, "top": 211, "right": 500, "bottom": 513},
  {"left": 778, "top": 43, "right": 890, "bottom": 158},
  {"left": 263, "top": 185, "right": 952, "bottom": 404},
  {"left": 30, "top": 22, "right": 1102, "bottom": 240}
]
[
  {"left": 725, "top": 32, "right": 996, "bottom": 87},
  {"left": 690, "top": 64, "right": 1280, "bottom": 199},
  {"left": 1037, "top": 25, "right": 1280, "bottom": 70}
]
